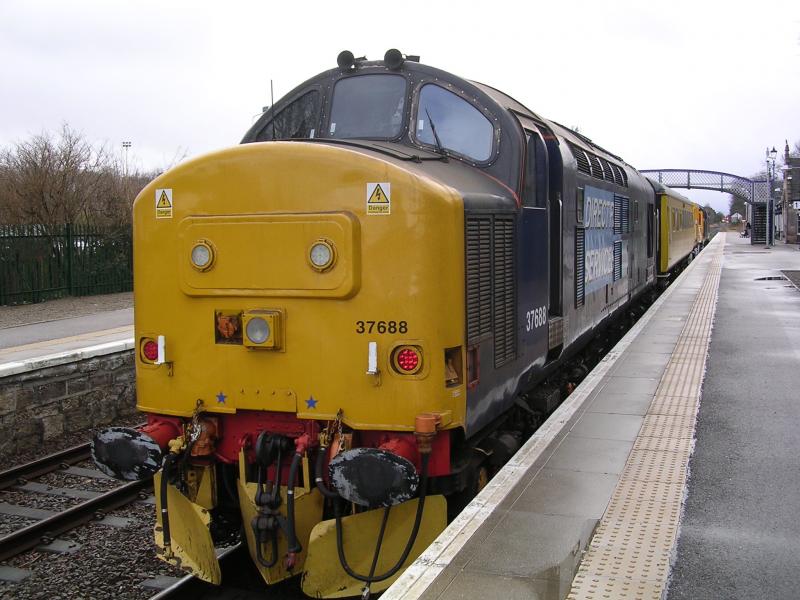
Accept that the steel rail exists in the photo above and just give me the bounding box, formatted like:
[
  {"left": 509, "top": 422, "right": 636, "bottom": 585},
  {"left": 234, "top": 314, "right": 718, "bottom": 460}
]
[
  {"left": 148, "top": 544, "right": 244, "bottom": 600},
  {"left": 0, "top": 442, "right": 92, "bottom": 491},
  {"left": 0, "top": 477, "right": 152, "bottom": 561}
]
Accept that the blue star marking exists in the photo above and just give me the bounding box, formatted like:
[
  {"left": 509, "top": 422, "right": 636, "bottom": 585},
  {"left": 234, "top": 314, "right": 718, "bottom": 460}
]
[
  {"left": 216, "top": 391, "right": 227, "bottom": 404},
  {"left": 305, "top": 396, "right": 318, "bottom": 409}
]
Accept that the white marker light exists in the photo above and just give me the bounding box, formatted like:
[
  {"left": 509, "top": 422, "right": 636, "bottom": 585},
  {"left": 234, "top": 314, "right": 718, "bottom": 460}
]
[
  {"left": 309, "top": 240, "right": 336, "bottom": 271},
  {"left": 156, "top": 335, "right": 166, "bottom": 365},
  {"left": 367, "top": 341, "right": 378, "bottom": 375},
  {"left": 190, "top": 241, "right": 215, "bottom": 271}
]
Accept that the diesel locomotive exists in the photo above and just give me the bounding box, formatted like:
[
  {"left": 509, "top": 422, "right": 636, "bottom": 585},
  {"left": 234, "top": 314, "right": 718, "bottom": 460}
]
[{"left": 92, "top": 50, "right": 707, "bottom": 598}]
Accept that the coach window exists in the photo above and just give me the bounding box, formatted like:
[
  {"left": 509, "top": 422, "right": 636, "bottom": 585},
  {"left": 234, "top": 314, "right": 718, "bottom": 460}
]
[
  {"left": 415, "top": 84, "right": 494, "bottom": 162},
  {"left": 329, "top": 75, "right": 407, "bottom": 139},
  {"left": 255, "top": 90, "right": 320, "bottom": 141}
]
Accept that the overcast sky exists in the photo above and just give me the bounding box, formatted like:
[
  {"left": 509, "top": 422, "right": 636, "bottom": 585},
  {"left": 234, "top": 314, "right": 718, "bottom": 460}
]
[{"left": 1, "top": 0, "right": 798, "bottom": 212}]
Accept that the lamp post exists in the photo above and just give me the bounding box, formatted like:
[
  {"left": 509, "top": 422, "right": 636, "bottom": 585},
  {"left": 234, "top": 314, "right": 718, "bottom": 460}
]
[
  {"left": 766, "top": 146, "right": 777, "bottom": 246},
  {"left": 122, "top": 141, "right": 132, "bottom": 178}
]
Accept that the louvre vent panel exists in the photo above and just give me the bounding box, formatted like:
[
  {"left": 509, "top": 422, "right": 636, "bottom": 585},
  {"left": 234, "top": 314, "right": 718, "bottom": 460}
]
[
  {"left": 575, "top": 227, "right": 585, "bottom": 308},
  {"left": 466, "top": 217, "right": 493, "bottom": 341},
  {"left": 493, "top": 216, "right": 517, "bottom": 368},
  {"left": 599, "top": 157, "right": 615, "bottom": 182},
  {"left": 611, "top": 164, "right": 624, "bottom": 186},
  {"left": 614, "top": 196, "right": 623, "bottom": 234},
  {"left": 568, "top": 142, "right": 591, "bottom": 175},
  {"left": 620, "top": 196, "right": 630, "bottom": 233},
  {"left": 587, "top": 154, "right": 603, "bottom": 179},
  {"left": 613, "top": 240, "right": 623, "bottom": 281},
  {"left": 566, "top": 142, "right": 628, "bottom": 188}
]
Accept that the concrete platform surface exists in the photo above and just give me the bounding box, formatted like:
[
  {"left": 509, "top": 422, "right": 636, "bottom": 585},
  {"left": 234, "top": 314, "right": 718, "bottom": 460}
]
[{"left": 385, "top": 233, "right": 800, "bottom": 600}]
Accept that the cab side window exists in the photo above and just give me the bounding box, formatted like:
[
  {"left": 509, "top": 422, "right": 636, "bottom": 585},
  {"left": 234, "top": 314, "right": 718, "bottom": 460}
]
[
  {"left": 255, "top": 90, "right": 321, "bottom": 141},
  {"left": 522, "top": 131, "right": 547, "bottom": 208}
]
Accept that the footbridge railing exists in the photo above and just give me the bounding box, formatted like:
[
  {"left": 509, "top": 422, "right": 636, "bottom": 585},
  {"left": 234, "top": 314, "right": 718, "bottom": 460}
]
[{"left": 640, "top": 169, "right": 769, "bottom": 203}]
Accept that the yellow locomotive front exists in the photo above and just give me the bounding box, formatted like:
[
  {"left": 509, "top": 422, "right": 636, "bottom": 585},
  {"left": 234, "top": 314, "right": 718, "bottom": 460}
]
[{"left": 94, "top": 140, "right": 466, "bottom": 596}]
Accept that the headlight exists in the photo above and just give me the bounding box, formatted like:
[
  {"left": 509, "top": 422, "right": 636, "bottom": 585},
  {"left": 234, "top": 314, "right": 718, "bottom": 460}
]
[
  {"left": 190, "top": 241, "right": 215, "bottom": 271},
  {"left": 245, "top": 317, "right": 271, "bottom": 344},
  {"left": 309, "top": 240, "right": 335, "bottom": 271}
]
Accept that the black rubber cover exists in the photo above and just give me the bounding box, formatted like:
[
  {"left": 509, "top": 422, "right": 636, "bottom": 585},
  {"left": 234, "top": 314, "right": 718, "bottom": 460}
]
[
  {"left": 329, "top": 447, "right": 418, "bottom": 509},
  {"left": 91, "top": 427, "right": 163, "bottom": 481}
]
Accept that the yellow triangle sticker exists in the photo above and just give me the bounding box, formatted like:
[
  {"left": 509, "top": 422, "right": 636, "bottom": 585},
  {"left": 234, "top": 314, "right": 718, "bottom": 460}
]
[
  {"left": 368, "top": 184, "right": 389, "bottom": 204},
  {"left": 155, "top": 188, "right": 173, "bottom": 219},
  {"left": 366, "top": 182, "right": 391, "bottom": 215}
]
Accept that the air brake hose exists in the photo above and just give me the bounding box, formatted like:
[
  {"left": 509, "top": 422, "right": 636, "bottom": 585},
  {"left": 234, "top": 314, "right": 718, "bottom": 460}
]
[
  {"left": 314, "top": 445, "right": 341, "bottom": 499},
  {"left": 159, "top": 452, "right": 180, "bottom": 552},
  {"left": 334, "top": 453, "right": 431, "bottom": 584},
  {"left": 285, "top": 451, "right": 303, "bottom": 560}
]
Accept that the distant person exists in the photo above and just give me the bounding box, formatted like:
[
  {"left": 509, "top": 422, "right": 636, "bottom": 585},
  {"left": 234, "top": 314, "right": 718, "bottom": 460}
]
[{"left": 745, "top": 221, "right": 751, "bottom": 238}]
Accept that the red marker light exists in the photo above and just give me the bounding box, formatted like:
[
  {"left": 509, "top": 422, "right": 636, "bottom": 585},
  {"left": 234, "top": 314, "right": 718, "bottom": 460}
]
[
  {"left": 143, "top": 340, "right": 159, "bottom": 361},
  {"left": 396, "top": 347, "right": 420, "bottom": 372}
]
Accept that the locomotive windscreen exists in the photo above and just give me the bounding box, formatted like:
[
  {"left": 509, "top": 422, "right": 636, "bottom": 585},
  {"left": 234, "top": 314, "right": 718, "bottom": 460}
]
[{"left": 328, "top": 74, "right": 406, "bottom": 139}]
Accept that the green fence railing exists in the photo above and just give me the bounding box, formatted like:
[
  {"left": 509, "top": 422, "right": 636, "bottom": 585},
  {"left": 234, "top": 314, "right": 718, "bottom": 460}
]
[{"left": 0, "top": 223, "right": 133, "bottom": 306}]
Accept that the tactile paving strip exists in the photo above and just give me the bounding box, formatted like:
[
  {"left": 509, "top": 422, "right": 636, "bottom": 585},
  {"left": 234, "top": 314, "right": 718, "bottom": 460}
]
[{"left": 568, "top": 238, "right": 724, "bottom": 600}]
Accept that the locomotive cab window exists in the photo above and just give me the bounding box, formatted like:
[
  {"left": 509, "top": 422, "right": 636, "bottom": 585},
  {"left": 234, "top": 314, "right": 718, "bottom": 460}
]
[
  {"left": 415, "top": 84, "right": 494, "bottom": 162},
  {"left": 255, "top": 90, "right": 320, "bottom": 141},
  {"left": 329, "top": 74, "right": 407, "bottom": 139}
]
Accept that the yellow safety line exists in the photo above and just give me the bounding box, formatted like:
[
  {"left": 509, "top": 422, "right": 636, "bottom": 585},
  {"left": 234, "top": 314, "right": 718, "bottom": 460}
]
[
  {"left": 0, "top": 325, "right": 134, "bottom": 357},
  {"left": 568, "top": 235, "right": 724, "bottom": 600}
]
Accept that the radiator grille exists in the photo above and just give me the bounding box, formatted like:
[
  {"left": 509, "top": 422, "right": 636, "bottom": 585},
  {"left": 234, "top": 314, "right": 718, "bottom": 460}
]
[
  {"left": 575, "top": 227, "right": 585, "bottom": 307},
  {"left": 613, "top": 240, "right": 622, "bottom": 281},
  {"left": 465, "top": 214, "right": 517, "bottom": 369},
  {"left": 466, "top": 217, "right": 492, "bottom": 340},
  {"left": 492, "top": 216, "right": 517, "bottom": 368}
]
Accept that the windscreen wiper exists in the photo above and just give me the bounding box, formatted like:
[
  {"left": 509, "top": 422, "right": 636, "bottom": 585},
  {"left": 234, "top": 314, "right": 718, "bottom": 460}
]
[{"left": 425, "top": 109, "right": 448, "bottom": 162}]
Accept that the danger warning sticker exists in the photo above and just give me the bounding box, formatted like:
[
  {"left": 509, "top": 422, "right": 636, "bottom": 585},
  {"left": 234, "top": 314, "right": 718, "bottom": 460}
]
[
  {"left": 366, "top": 183, "right": 391, "bottom": 215},
  {"left": 155, "top": 189, "right": 173, "bottom": 219}
]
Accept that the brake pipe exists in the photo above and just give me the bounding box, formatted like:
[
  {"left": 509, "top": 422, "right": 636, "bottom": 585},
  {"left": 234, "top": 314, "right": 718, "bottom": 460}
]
[{"left": 285, "top": 433, "right": 311, "bottom": 569}]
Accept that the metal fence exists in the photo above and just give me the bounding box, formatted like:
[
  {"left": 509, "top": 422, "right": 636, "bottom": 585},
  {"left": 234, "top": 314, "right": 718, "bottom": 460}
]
[{"left": 0, "top": 223, "right": 132, "bottom": 306}]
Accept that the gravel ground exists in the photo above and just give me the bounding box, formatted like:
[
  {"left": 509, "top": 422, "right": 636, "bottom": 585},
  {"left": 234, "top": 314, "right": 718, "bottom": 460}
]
[
  {"left": 0, "top": 412, "right": 181, "bottom": 600},
  {"left": 0, "top": 292, "right": 133, "bottom": 329},
  {"left": 0, "top": 488, "right": 83, "bottom": 512},
  {"left": 36, "top": 471, "right": 121, "bottom": 493},
  {"left": 0, "top": 501, "right": 184, "bottom": 600},
  {"left": 0, "top": 515, "right": 35, "bottom": 536}
]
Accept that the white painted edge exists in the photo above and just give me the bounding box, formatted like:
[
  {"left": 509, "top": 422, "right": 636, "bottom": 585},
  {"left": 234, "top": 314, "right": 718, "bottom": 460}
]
[
  {"left": 383, "top": 236, "right": 722, "bottom": 599},
  {"left": 0, "top": 338, "right": 136, "bottom": 378}
]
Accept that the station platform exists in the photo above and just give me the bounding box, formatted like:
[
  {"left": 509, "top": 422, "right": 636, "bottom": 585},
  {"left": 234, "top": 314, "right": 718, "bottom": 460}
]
[
  {"left": 0, "top": 309, "right": 133, "bottom": 375},
  {"left": 385, "top": 232, "right": 800, "bottom": 600}
]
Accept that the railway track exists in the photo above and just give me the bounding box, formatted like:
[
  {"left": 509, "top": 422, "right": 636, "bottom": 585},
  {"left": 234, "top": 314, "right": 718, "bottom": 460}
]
[{"left": 0, "top": 440, "right": 152, "bottom": 561}]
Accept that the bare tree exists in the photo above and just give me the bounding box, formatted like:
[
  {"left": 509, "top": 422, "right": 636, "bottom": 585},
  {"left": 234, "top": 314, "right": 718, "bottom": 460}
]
[{"left": 0, "top": 124, "right": 117, "bottom": 229}]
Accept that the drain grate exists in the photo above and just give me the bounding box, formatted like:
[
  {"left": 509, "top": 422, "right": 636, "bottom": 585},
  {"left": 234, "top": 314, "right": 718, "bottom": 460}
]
[{"left": 755, "top": 276, "right": 786, "bottom": 281}]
